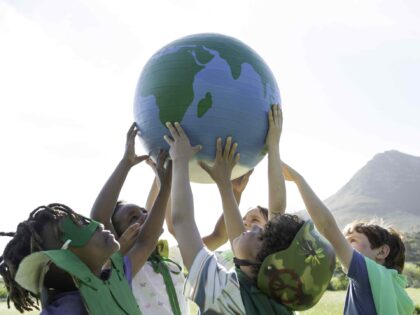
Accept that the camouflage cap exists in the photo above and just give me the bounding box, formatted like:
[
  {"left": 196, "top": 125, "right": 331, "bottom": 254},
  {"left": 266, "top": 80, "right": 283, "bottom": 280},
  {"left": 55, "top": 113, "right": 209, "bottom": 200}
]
[{"left": 257, "top": 220, "right": 335, "bottom": 311}]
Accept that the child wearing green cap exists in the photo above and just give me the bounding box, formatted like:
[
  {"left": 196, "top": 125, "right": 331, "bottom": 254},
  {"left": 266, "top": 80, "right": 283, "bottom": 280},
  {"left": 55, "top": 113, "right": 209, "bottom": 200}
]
[
  {"left": 90, "top": 122, "right": 242, "bottom": 315},
  {"left": 281, "top": 163, "right": 415, "bottom": 315},
  {"left": 0, "top": 134, "right": 172, "bottom": 314},
  {"left": 164, "top": 104, "right": 336, "bottom": 315},
  {"left": 0, "top": 204, "right": 140, "bottom": 314}
]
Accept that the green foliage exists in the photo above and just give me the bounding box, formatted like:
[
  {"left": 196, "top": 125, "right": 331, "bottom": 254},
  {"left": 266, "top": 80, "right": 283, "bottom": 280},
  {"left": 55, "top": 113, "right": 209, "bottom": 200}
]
[
  {"left": 328, "top": 260, "right": 349, "bottom": 291},
  {"left": 0, "top": 277, "right": 7, "bottom": 299},
  {"left": 405, "top": 231, "right": 420, "bottom": 262},
  {"left": 404, "top": 262, "right": 420, "bottom": 288}
]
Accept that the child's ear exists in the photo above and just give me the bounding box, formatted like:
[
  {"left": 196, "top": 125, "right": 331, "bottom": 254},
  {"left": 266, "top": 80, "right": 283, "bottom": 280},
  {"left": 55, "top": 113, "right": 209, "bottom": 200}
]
[{"left": 376, "top": 244, "right": 390, "bottom": 260}]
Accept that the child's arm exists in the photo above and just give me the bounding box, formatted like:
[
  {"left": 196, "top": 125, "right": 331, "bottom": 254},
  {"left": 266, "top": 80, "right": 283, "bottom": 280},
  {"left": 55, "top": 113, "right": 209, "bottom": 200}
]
[
  {"left": 282, "top": 163, "right": 353, "bottom": 270},
  {"left": 90, "top": 123, "right": 148, "bottom": 235},
  {"left": 266, "top": 104, "right": 286, "bottom": 219},
  {"left": 201, "top": 169, "right": 253, "bottom": 250},
  {"left": 199, "top": 137, "right": 245, "bottom": 250},
  {"left": 127, "top": 150, "right": 172, "bottom": 275},
  {"left": 164, "top": 122, "right": 204, "bottom": 270}
]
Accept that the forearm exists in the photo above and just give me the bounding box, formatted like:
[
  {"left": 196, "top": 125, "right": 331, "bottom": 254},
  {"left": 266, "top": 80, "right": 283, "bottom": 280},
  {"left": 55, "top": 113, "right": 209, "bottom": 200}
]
[
  {"left": 90, "top": 159, "right": 131, "bottom": 230},
  {"left": 268, "top": 146, "right": 286, "bottom": 219},
  {"left": 202, "top": 214, "right": 228, "bottom": 251},
  {"left": 217, "top": 182, "right": 246, "bottom": 248},
  {"left": 294, "top": 175, "right": 338, "bottom": 237},
  {"left": 145, "top": 177, "right": 159, "bottom": 211},
  {"left": 171, "top": 159, "right": 204, "bottom": 269},
  {"left": 129, "top": 183, "right": 170, "bottom": 275}
]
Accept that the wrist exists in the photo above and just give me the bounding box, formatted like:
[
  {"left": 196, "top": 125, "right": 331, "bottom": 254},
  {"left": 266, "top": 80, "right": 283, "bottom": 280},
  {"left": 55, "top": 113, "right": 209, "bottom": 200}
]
[{"left": 119, "top": 158, "right": 133, "bottom": 170}]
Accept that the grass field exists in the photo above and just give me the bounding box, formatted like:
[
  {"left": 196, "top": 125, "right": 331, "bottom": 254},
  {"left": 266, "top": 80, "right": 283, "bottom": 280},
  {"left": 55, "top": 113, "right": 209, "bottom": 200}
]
[{"left": 1, "top": 289, "right": 419, "bottom": 314}]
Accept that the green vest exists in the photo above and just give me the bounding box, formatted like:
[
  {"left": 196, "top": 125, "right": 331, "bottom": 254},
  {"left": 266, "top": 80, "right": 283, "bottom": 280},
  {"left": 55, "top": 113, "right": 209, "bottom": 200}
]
[
  {"left": 43, "top": 250, "right": 141, "bottom": 315},
  {"left": 237, "top": 268, "right": 294, "bottom": 315}
]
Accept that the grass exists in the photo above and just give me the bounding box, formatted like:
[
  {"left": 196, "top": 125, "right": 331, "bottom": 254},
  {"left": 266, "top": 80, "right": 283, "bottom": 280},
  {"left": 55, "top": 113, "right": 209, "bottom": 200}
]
[
  {"left": 300, "top": 288, "right": 420, "bottom": 315},
  {"left": 1, "top": 289, "right": 419, "bottom": 314}
]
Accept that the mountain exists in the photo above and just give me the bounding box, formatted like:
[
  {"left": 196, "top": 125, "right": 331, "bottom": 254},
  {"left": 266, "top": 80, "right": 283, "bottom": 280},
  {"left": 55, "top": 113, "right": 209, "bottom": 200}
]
[{"left": 324, "top": 150, "right": 420, "bottom": 232}]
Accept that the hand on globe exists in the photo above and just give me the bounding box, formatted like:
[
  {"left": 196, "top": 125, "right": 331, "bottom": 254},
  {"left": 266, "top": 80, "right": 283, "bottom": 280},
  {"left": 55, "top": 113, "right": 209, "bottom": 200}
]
[
  {"left": 163, "top": 122, "right": 202, "bottom": 161},
  {"left": 265, "top": 104, "right": 283, "bottom": 150},
  {"left": 123, "top": 122, "right": 149, "bottom": 167},
  {"left": 199, "top": 137, "right": 240, "bottom": 187}
]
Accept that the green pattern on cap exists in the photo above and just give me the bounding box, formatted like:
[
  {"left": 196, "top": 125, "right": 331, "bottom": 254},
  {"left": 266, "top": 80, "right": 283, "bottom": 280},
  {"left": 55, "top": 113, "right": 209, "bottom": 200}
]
[
  {"left": 257, "top": 220, "right": 335, "bottom": 311},
  {"left": 59, "top": 216, "right": 100, "bottom": 247}
]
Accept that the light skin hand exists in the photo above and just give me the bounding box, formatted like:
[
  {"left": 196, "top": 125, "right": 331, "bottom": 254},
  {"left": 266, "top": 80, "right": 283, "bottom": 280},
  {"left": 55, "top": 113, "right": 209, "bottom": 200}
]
[
  {"left": 164, "top": 122, "right": 202, "bottom": 161},
  {"left": 232, "top": 169, "right": 253, "bottom": 195},
  {"left": 265, "top": 104, "right": 282, "bottom": 151},
  {"left": 200, "top": 137, "right": 245, "bottom": 249},
  {"left": 199, "top": 137, "right": 240, "bottom": 187}
]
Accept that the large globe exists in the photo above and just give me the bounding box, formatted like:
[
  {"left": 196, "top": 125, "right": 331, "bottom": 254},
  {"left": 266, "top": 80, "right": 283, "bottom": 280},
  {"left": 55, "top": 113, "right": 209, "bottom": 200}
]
[{"left": 134, "top": 33, "right": 281, "bottom": 183}]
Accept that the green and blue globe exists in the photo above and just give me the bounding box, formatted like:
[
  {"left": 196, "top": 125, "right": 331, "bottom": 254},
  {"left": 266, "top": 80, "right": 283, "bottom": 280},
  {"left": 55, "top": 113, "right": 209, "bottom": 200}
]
[{"left": 134, "top": 33, "right": 280, "bottom": 183}]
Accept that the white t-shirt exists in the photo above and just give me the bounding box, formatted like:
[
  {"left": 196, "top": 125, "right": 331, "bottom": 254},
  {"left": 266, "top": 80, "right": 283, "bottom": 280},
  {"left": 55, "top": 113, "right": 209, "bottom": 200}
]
[
  {"left": 132, "top": 246, "right": 189, "bottom": 315},
  {"left": 184, "top": 247, "right": 246, "bottom": 315}
]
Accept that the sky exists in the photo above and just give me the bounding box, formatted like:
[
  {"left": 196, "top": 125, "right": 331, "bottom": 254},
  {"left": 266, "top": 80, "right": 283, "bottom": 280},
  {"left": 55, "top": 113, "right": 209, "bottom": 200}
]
[{"left": 1, "top": 0, "right": 419, "bottom": 252}]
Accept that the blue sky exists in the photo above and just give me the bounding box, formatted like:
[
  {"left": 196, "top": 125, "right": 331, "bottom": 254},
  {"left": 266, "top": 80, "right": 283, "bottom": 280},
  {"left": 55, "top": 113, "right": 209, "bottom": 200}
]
[{"left": 0, "top": 0, "right": 419, "bottom": 251}]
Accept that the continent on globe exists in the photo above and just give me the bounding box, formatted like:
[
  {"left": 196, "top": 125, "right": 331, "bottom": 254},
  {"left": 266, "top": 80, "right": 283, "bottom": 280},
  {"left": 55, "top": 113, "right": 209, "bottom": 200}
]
[{"left": 134, "top": 33, "right": 281, "bottom": 183}]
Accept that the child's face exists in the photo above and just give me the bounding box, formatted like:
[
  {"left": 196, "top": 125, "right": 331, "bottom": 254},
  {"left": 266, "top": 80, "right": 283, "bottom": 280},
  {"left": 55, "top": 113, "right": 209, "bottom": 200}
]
[
  {"left": 232, "top": 224, "right": 264, "bottom": 262},
  {"left": 114, "top": 203, "right": 149, "bottom": 235},
  {"left": 243, "top": 207, "right": 267, "bottom": 230},
  {"left": 71, "top": 223, "right": 120, "bottom": 263},
  {"left": 345, "top": 231, "right": 382, "bottom": 261}
]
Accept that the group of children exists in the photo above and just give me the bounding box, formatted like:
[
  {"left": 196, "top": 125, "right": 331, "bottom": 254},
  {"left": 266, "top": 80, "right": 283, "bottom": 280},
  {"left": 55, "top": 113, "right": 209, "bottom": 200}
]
[{"left": 0, "top": 105, "right": 415, "bottom": 314}]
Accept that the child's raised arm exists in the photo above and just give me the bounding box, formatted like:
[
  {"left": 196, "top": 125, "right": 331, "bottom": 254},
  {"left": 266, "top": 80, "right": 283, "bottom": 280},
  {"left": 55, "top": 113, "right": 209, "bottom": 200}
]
[
  {"left": 127, "top": 150, "right": 172, "bottom": 275},
  {"left": 282, "top": 163, "right": 353, "bottom": 270},
  {"left": 199, "top": 137, "right": 245, "bottom": 251},
  {"left": 90, "top": 122, "right": 148, "bottom": 235},
  {"left": 164, "top": 122, "right": 203, "bottom": 270},
  {"left": 266, "top": 104, "right": 286, "bottom": 219}
]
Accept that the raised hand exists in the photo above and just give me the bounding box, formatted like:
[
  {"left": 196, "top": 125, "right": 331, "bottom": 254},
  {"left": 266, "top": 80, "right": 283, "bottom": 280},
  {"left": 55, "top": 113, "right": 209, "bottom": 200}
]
[
  {"left": 123, "top": 122, "right": 149, "bottom": 167},
  {"left": 163, "top": 122, "right": 202, "bottom": 161},
  {"left": 199, "top": 137, "right": 240, "bottom": 187},
  {"left": 265, "top": 104, "right": 282, "bottom": 150},
  {"left": 117, "top": 223, "right": 141, "bottom": 255},
  {"left": 281, "top": 162, "right": 301, "bottom": 182}
]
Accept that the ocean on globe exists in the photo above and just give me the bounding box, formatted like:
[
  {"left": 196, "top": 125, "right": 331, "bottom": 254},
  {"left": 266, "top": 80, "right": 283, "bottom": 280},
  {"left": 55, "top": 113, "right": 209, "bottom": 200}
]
[{"left": 134, "top": 33, "right": 281, "bottom": 183}]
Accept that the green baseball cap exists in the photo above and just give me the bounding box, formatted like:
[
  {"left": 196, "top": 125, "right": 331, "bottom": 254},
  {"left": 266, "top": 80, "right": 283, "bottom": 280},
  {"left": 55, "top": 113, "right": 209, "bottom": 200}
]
[
  {"left": 59, "top": 216, "right": 100, "bottom": 247},
  {"left": 257, "top": 220, "right": 335, "bottom": 311}
]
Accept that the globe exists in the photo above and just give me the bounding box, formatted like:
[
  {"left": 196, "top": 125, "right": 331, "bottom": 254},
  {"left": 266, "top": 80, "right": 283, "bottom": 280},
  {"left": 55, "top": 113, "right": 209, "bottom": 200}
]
[{"left": 134, "top": 33, "right": 281, "bottom": 183}]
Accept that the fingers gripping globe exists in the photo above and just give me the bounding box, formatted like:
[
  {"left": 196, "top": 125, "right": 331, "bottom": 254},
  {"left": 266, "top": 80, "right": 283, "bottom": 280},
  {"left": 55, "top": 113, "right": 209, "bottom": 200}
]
[{"left": 134, "top": 33, "right": 281, "bottom": 183}]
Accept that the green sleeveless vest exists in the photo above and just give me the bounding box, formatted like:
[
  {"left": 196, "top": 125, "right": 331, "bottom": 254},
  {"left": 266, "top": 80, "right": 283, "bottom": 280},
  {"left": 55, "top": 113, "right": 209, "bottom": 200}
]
[{"left": 42, "top": 250, "right": 141, "bottom": 315}]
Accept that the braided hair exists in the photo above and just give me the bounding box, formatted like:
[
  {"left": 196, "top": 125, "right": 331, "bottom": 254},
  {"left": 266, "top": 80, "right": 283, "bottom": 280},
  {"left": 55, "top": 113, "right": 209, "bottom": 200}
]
[{"left": 0, "top": 203, "right": 88, "bottom": 313}]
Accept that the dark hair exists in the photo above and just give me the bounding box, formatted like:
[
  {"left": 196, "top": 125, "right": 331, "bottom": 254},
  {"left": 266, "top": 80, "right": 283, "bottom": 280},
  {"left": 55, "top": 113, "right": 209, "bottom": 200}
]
[
  {"left": 256, "top": 206, "right": 269, "bottom": 222},
  {"left": 344, "top": 221, "right": 406, "bottom": 273},
  {"left": 251, "top": 214, "right": 305, "bottom": 275},
  {"left": 111, "top": 200, "right": 126, "bottom": 237},
  {"left": 0, "top": 203, "right": 86, "bottom": 312}
]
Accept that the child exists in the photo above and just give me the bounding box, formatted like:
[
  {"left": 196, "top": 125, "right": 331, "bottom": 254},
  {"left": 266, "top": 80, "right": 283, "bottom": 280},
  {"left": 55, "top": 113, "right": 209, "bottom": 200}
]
[
  {"left": 281, "top": 163, "right": 415, "bottom": 315},
  {"left": 164, "top": 104, "right": 335, "bottom": 314},
  {"left": 0, "top": 203, "right": 142, "bottom": 314},
  {"left": 90, "top": 122, "right": 236, "bottom": 315}
]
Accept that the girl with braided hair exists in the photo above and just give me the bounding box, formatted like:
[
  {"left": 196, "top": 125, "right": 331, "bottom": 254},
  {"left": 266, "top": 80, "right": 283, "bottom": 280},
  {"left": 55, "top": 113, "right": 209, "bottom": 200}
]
[{"left": 0, "top": 203, "right": 143, "bottom": 314}]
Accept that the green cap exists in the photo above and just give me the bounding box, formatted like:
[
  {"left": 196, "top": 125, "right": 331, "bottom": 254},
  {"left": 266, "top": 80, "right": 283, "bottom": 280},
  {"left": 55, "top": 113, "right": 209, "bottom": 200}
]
[
  {"left": 59, "top": 216, "right": 100, "bottom": 247},
  {"left": 257, "top": 220, "right": 335, "bottom": 311}
]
